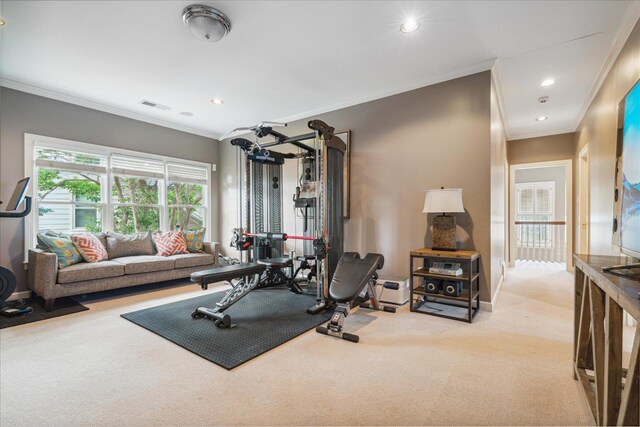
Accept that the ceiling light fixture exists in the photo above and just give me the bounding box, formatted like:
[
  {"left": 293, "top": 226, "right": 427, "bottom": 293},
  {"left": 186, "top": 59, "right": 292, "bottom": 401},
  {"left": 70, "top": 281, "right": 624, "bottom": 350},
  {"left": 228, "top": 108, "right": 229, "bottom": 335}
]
[
  {"left": 540, "top": 78, "right": 556, "bottom": 87},
  {"left": 535, "top": 116, "right": 549, "bottom": 122},
  {"left": 182, "top": 4, "right": 231, "bottom": 42},
  {"left": 0, "top": 19, "right": 5, "bottom": 26},
  {"left": 400, "top": 19, "right": 419, "bottom": 33},
  {"left": 211, "top": 98, "right": 224, "bottom": 105}
]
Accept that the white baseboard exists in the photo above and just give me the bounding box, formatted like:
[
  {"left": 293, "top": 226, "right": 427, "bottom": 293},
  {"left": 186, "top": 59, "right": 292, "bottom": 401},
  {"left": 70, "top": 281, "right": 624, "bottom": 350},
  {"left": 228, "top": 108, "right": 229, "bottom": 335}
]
[
  {"left": 480, "top": 273, "right": 505, "bottom": 312},
  {"left": 7, "top": 291, "right": 32, "bottom": 302}
]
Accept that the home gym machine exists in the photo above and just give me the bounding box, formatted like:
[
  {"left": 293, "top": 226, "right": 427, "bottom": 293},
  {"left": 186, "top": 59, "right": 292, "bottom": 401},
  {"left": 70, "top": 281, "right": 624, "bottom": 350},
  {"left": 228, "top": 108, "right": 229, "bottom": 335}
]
[
  {"left": 0, "top": 178, "right": 34, "bottom": 317},
  {"left": 191, "top": 119, "right": 346, "bottom": 327}
]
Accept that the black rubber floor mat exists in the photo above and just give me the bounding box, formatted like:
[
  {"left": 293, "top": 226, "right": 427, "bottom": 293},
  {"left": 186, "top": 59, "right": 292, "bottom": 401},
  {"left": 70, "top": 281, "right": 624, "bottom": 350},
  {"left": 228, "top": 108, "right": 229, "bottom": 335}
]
[
  {"left": 121, "top": 288, "right": 332, "bottom": 370},
  {"left": 0, "top": 296, "right": 89, "bottom": 329}
]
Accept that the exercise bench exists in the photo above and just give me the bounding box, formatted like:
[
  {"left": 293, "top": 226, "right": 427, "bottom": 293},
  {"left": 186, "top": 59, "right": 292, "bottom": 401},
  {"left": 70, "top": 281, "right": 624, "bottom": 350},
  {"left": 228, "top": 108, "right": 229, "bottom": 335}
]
[
  {"left": 316, "top": 252, "right": 396, "bottom": 343},
  {"left": 191, "top": 263, "right": 266, "bottom": 327}
]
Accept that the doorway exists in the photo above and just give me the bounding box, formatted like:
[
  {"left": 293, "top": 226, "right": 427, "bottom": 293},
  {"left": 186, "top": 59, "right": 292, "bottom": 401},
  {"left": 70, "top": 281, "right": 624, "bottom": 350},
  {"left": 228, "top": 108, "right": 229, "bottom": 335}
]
[{"left": 509, "top": 159, "right": 573, "bottom": 271}]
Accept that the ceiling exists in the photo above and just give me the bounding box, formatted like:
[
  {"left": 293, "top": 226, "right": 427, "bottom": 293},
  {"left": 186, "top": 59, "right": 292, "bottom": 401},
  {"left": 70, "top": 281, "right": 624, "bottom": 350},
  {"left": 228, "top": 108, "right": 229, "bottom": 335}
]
[{"left": 0, "top": 1, "right": 636, "bottom": 140}]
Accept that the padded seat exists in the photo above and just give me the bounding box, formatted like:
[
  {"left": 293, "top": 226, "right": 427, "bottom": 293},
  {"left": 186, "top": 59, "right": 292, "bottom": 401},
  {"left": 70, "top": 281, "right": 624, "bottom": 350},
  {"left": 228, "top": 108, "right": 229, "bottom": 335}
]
[
  {"left": 57, "top": 260, "right": 125, "bottom": 284},
  {"left": 191, "top": 263, "right": 266, "bottom": 285},
  {"left": 258, "top": 257, "right": 293, "bottom": 268},
  {"left": 112, "top": 255, "right": 175, "bottom": 275},
  {"left": 166, "top": 253, "right": 214, "bottom": 269},
  {"left": 329, "top": 253, "right": 384, "bottom": 303}
]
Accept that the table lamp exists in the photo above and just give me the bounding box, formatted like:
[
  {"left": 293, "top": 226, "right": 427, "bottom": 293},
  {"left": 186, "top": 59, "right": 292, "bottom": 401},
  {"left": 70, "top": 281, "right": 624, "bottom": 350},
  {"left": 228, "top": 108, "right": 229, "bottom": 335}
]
[{"left": 423, "top": 188, "right": 465, "bottom": 251}]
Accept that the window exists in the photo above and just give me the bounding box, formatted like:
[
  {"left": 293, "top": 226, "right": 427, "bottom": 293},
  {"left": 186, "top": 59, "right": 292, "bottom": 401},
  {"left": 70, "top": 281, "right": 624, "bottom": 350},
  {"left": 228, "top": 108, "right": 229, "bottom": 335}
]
[
  {"left": 73, "top": 195, "right": 100, "bottom": 230},
  {"left": 26, "top": 135, "right": 211, "bottom": 248},
  {"left": 167, "top": 163, "right": 207, "bottom": 230},
  {"left": 35, "top": 147, "right": 106, "bottom": 234},
  {"left": 516, "top": 181, "right": 555, "bottom": 247}
]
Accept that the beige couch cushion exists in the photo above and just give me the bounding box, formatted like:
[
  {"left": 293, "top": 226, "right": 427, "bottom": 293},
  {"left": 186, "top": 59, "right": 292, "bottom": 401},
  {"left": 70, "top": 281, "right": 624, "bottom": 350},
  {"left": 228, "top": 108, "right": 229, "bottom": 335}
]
[
  {"left": 58, "top": 261, "right": 125, "bottom": 284},
  {"left": 166, "top": 253, "right": 214, "bottom": 269},
  {"left": 106, "top": 232, "right": 155, "bottom": 259},
  {"left": 112, "top": 255, "right": 175, "bottom": 275}
]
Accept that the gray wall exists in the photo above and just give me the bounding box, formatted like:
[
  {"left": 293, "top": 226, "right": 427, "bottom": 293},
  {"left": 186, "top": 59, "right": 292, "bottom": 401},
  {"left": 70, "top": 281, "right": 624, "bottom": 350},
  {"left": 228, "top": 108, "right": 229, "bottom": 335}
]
[
  {"left": 508, "top": 132, "right": 575, "bottom": 165},
  {"left": 515, "top": 166, "right": 566, "bottom": 220},
  {"left": 575, "top": 18, "right": 640, "bottom": 256},
  {"left": 220, "top": 71, "right": 504, "bottom": 303},
  {"left": 0, "top": 87, "right": 220, "bottom": 292}
]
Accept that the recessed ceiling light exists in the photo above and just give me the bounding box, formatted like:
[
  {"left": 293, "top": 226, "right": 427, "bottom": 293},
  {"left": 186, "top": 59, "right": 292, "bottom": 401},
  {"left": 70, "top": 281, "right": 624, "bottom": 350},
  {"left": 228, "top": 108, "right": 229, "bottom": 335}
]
[
  {"left": 0, "top": 19, "right": 5, "bottom": 26},
  {"left": 400, "top": 19, "right": 419, "bottom": 33},
  {"left": 535, "top": 116, "right": 549, "bottom": 122},
  {"left": 180, "top": 111, "right": 194, "bottom": 117},
  {"left": 540, "top": 79, "right": 556, "bottom": 87},
  {"left": 211, "top": 98, "right": 224, "bottom": 105}
]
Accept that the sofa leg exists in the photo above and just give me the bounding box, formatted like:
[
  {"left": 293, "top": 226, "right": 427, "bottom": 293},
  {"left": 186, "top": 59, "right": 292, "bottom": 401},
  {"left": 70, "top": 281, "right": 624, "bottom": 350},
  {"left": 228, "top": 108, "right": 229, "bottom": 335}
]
[{"left": 44, "top": 298, "right": 55, "bottom": 311}]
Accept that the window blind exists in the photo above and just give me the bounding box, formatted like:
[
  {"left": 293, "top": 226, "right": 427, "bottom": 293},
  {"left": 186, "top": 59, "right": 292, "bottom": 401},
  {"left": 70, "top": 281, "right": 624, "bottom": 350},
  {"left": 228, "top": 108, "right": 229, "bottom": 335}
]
[
  {"left": 167, "top": 162, "right": 208, "bottom": 185},
  {"left": 111, "top": 154, "right": 164, "bottom": 179}
]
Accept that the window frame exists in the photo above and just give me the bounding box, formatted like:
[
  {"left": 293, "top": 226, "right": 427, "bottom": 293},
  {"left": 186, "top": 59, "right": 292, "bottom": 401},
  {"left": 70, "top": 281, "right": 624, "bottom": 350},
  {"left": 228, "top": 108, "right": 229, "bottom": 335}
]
[
  {"left": 24, "top": 134, "right": 212, "bottom": 257},
  {"left": 515, "top": 181, "right": 556, "bottom": 248}
]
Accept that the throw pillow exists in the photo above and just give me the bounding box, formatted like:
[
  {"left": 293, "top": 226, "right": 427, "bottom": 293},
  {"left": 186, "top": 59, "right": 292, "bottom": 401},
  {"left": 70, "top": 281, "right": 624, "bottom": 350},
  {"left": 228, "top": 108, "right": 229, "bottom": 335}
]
[
  {"left": 105, "top": 231, "right": 155, "bottom": 259},
  {"left": 153, "top": 231, "right": 188, "bottom": 256},
  {"left": 36, "top": 233, "right": 83, "bottom": 268},
  {"left": 36, "top": 229, "right": 65, "bottom": 251},
  {"left": 178, "top": 226, "right": 206, "bottom": 253},
  {"left": 71, "top": 233, "right": 109, "bottom": 263}
]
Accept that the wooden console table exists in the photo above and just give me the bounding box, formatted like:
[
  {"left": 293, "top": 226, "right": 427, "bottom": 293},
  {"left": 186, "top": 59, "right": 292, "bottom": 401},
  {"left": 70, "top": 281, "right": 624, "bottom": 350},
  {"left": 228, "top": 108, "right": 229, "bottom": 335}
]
[{"left": 574, "top": 254, "right": 640, "bottom": 425}]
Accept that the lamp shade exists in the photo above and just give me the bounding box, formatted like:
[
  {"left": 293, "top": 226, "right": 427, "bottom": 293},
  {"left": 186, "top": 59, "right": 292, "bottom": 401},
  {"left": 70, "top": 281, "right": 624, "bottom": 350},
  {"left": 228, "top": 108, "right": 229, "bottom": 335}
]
[{"left": 423, "top": 188, "right": 464, "bottom": 213}]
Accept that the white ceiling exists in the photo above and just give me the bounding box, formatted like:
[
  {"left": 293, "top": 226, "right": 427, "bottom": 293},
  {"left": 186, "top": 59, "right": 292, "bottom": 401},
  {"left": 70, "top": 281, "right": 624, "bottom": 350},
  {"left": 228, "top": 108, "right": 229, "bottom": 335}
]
[{"left": 0, "top": 1, "right": 636, "bottom": 140}]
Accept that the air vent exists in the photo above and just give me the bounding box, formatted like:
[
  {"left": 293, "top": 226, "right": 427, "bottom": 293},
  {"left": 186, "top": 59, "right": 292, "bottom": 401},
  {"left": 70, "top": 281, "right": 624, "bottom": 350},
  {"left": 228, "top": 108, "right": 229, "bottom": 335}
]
[{"left": 139, "top": 100, "right": 172, "bottom": 110}]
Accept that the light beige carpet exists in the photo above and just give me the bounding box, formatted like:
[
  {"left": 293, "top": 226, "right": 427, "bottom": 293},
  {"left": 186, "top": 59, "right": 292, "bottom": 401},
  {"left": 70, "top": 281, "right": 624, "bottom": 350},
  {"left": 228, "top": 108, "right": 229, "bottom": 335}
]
[{"left": 1, "top": 263, "right": 596, "bottom": 426}]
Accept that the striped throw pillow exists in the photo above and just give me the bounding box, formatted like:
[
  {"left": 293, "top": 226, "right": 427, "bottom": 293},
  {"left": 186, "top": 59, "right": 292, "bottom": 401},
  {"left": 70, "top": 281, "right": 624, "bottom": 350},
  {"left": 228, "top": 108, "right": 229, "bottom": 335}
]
[
  {"left": 153, "top": 231, "right": 188, "bottom": 256},
  {"left": 71, "top": 233, "right": 109, "bottom": 263}
]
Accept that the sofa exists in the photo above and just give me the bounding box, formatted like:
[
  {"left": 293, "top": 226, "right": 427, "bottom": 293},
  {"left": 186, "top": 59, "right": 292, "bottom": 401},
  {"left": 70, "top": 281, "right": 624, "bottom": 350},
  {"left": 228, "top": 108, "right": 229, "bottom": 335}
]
[{"left": 28, "top": 232, "right": 219, "bottom": 310}]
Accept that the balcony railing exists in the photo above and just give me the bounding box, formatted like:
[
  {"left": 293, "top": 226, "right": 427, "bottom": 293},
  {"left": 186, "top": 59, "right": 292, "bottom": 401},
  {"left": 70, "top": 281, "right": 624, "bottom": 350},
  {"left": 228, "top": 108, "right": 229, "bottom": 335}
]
[{"left": 515, "top": 221, "right": 566, "bottom": 263}]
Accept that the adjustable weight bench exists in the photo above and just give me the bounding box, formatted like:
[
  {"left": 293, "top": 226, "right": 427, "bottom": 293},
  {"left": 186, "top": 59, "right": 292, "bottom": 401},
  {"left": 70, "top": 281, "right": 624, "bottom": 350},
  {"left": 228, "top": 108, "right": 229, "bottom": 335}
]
[
  {"left": 191, "top": 263, "right": 266, "bottom": 327},
  {"left": 316, "top": 252, "right": 396, "bottom": 343}
]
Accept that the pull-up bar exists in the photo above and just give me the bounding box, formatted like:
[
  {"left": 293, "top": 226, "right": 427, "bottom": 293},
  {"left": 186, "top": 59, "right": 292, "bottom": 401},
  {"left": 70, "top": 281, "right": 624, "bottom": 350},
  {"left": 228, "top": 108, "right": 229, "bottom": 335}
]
[{"left": 243, "top": 232, "right": 316, "bottom": 242}]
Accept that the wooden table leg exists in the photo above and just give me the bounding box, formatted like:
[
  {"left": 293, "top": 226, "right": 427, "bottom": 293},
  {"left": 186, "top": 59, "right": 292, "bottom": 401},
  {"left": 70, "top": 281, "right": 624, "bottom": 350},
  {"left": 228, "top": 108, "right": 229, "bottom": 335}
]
[
  {"left": 604, "top": 297, "right": 623, "bottom": 426},
  {"left": 618, "top": 328, "right": 640, "bottom": 426},
  {"left": 589, "top": 280, "right": 606, "bottom": 425},
  {"left": 576, "top": 274, "right": 592, "bottom": 369}
]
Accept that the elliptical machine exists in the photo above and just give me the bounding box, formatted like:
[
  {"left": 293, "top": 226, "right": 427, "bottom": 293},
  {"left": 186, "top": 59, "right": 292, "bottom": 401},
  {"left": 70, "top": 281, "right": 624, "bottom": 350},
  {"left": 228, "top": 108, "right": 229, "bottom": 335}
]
[{"left": 1, "top": 178, "right": 34, "bottom": 317}]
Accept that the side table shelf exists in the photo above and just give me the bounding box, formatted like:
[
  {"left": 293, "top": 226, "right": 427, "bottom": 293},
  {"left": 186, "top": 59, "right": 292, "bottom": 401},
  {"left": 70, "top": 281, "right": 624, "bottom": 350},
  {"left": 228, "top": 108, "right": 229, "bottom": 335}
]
[{"left": 409, "top": 248, "right": 481, "bottom": 323}]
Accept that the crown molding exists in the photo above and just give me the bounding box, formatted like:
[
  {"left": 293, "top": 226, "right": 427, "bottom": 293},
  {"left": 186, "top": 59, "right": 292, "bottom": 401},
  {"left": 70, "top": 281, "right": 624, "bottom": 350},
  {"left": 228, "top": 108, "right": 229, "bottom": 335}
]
[
  {"left": 572, "top": 2, "right": 640, "bottom": 131},
  {"left": 0, "top": 78, "right": 221, "bottom": 140},
  {"left": 508, "top": 125, "right": 576, "bottom": 141},
  {"left": 273, "top": 58, "right": 496, "bottom": 125}
]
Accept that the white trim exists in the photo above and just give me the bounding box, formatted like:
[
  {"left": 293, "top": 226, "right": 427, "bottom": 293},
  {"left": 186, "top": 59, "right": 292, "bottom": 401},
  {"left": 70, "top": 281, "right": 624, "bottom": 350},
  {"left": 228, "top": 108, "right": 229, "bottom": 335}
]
[
  {"left": 7, "top": 291, "right": 32, "bottom": 302},
  {"left": 480, "top": 273, "right": 504, "bottom": 312},
  {"left": 26, "top": 134, "right": 210, "bottom": 168},
  {"left": 573, "top": 4, "right": 640, "bottom": 131},
  {"left": 1, "top": 79, "right": 220, "bottom": 139},
  {"left": 274, "top": 58, "right": 496, "bottom": 125},
  {"left": 508, "top": 126, "right": 577, "bottom": 142},
  {"left": 509, "top": 159, "right": 573, "bottom": 272}
]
